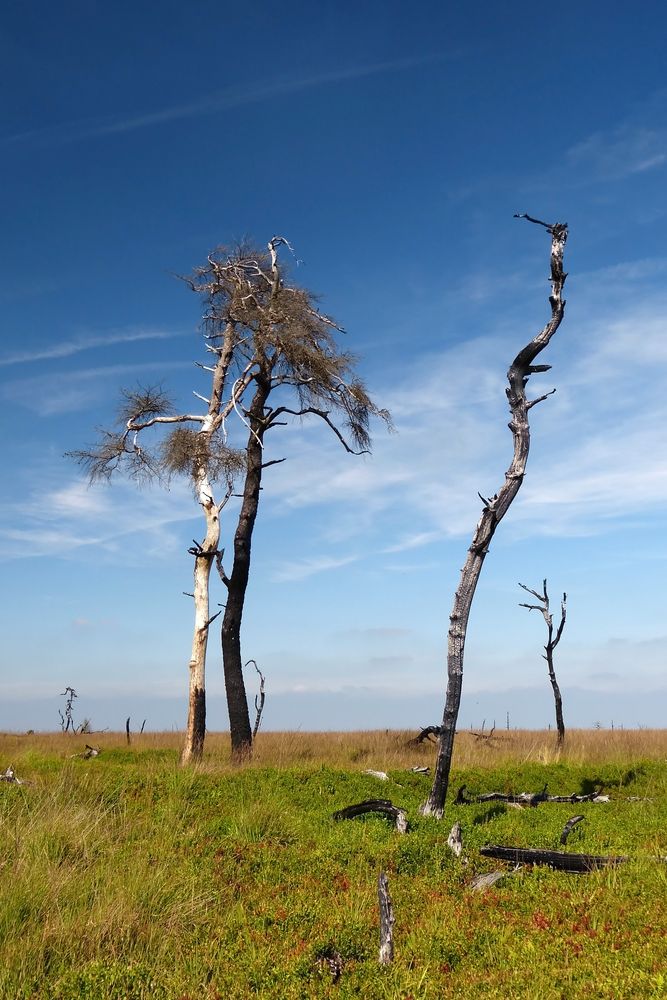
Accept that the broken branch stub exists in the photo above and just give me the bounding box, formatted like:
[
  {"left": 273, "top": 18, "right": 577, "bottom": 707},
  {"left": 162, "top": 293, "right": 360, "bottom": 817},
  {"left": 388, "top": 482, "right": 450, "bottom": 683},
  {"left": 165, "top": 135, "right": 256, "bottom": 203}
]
[
  {"left": 377, "top": 872, "right": 395, "bottom": 965},
  {"left": 447, "top": 820, "right": 463, "bottom": 857},
  {"left": 560, "top": 815, "right": 585, "bottom": 845}
]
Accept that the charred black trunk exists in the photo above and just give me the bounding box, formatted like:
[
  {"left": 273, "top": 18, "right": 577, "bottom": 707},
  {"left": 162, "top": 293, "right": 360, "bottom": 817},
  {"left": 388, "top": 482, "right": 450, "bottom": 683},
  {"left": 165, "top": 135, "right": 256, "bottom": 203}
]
[
  {"left": 221, "top": 380, "right": 269, "bottom": 761},
  {"left": 422, "top": 218, "right": 568, "bottom": 818},
  {"left": 548, "top": 653, "right": 565, "bottom": 747},
  {"left": 188, "top": 685, "right": 206, "bottom": 759}
]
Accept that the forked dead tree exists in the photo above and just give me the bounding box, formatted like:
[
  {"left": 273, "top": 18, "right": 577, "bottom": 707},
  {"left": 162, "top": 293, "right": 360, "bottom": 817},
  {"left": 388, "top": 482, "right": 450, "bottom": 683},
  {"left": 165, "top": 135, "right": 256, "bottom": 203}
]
[
  {"left": 422, "top": 215, "right": 568, "bottom": 818},
  {"left": 71, "top": 237, "right": 388, "bottom": 764},
  {"left": 190, "top": 239, "right": 389, "bottom": 761},
  {"left": 519, "top": 579, "right": 567, "bottom": 746}
]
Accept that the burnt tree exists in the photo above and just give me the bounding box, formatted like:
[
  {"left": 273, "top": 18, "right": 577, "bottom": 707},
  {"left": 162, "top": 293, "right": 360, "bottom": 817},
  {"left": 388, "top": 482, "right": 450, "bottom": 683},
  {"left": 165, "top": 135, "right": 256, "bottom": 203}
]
[
  {"left": 193, "top": 238, "right": 389, "bottom": 760},
  {"left": 72, "top": 237, "right": 388, "bottom": 764},
  {"left": 422, "top": 215, "right": 568, "bottom": 818}
]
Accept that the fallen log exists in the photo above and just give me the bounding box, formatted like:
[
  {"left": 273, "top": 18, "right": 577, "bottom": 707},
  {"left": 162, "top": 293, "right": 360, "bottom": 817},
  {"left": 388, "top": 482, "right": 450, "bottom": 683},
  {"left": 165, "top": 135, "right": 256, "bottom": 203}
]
[
  {"left": 69, "top": 745, "right": 101, "bottom": 760},
  {"left": 480, "top": 844, "right": 627, "bottom": 873},
  {"left": 455, "top": 784, "right": 547, "bottom": 807},
  {"left": 333, "top": 799, "right": 408, "bottom": 833},
  {"left": 469, "top": 868, "right": 516, "bottom": 891},
  {"left": 455, "top": 784, "right": 608, "bottom": 806},
  {"left": 410, "top": 726, "right": 442, "bottom": 744},
  {"left": 0, "top": 765, "right": 27, "bottom": 785}
]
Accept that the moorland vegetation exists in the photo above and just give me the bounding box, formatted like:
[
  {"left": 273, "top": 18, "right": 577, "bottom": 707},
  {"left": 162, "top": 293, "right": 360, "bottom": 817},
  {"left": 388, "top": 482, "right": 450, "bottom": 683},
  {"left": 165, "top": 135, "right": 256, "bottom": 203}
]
[{"left": 1, "top": 728, "right": 665, "bottom": 999}]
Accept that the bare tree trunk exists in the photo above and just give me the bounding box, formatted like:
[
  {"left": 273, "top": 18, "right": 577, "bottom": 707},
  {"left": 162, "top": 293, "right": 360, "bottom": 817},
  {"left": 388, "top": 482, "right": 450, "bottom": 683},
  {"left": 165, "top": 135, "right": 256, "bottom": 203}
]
[
  {"left": 220, "top": 381, "right": 270, "bottom": 761},
  {"left": 180, "top": 468, "right": 221, "bottom": 765},
  {"left": 422, "top": 216, "right": 568, "bottom": 818},
  {"left": 179, "top": 326, "right": 237, "bottom": 766},
  {"left": 547, "top": 643, "right": 565, "bottom": 747}
]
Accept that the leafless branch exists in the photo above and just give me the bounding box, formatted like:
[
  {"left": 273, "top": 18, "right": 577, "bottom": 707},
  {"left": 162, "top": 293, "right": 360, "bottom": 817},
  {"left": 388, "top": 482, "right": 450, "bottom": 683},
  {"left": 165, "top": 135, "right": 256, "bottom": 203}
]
[
  {"left": 268, "top": 406, "right": 368, "bottom": 454},
  {"left": 245, "top": 659, "right": 266, "bottom": 739}
]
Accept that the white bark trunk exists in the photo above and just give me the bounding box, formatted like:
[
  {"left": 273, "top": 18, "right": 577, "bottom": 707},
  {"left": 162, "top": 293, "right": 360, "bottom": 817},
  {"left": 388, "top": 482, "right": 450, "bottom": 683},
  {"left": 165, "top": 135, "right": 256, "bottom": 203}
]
[{"left": 180, "top": 449, "right": 219, "bottom": 764}]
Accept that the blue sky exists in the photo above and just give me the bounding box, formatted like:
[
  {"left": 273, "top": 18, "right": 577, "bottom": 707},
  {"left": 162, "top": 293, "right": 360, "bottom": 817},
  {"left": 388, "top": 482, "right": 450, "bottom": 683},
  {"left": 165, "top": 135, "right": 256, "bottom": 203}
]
[{"left": 2, "top": 1, "right": 666, "bottom": 733}]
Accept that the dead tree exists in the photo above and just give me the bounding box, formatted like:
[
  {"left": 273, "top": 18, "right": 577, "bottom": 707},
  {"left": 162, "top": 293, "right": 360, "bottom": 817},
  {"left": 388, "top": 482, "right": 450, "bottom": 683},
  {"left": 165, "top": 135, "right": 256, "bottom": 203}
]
[
  {"left": 71, "top": 237, "right": 388, "bottom": 764},
  {"left": 70, "top": 323, "right": 246, "bottom": 766},
  {"left": 245, "top": 659, "right": 266, "bottom": 739},
  {"left": 58, "top": 687, "right": 78, "bottom": 732},
  {"left": 519, "top": 579, "right": 567, "bottom": 746},
  {"left": 194, "top": 239, "right": 389, "bottom": 761},
  {"left": 422, "top": 215, "right": 568, "bottom": 818}
]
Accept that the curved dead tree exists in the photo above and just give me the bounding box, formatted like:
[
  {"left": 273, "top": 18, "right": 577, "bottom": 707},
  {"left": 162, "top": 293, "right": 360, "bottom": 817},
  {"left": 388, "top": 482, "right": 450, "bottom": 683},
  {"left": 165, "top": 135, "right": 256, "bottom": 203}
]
[{"left": 422, "top": 215, "right": 569, "bottom": 818}]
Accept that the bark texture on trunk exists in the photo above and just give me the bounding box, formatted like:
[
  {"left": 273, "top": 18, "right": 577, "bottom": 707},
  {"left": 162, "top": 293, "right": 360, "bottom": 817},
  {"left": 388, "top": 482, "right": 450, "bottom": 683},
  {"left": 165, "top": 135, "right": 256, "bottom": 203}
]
[
  {"left": 547, "top": 644, "right": 566, "bottom": 747},
  {"left": 180, "top": 473, "right": 220, "bottom": 765},
  {"left": 180, "top": 325, "right": 236, "bottom": 766},
  {"left": 479, "top": 844, "right": 627, "bottom": 872},
  {"left": 422, "top": 218, "right": 568, "bottom": 818},
  {"left": 377, "top": 872, "right": 395, "bottom": 965},
  {"left": 221, "top": 380, "right": 270, "bottom": 761}
]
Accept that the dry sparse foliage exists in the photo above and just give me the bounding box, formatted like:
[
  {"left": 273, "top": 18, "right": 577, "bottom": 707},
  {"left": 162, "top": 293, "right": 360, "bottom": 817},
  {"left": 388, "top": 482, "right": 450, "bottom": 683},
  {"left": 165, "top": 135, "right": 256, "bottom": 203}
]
[{"left": 70, "top": 237, "right": 389, "bottom": 764}]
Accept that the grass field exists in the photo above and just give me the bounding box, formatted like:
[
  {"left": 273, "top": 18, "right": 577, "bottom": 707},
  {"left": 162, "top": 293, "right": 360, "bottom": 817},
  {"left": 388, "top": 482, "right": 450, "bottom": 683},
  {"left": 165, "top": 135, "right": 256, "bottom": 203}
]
[{"left": 0, "top": 729, "right": 665, "bottom": 999}]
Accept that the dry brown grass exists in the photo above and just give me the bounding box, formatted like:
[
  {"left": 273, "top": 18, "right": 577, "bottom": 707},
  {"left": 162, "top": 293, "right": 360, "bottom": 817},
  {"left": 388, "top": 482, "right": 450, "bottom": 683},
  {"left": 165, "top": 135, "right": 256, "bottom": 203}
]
[{"left": 1, "top": 727, "right": 665, "bottom": 772}]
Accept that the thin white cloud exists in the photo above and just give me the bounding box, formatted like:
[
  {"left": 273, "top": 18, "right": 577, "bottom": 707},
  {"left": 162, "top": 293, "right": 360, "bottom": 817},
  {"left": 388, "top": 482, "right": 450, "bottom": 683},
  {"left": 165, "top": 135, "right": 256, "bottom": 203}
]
[
  {"left": 3, "top": 252, "right": 667, "bottom": 574},
  {"left": 260, "top": 267, "right": 667, "bottom": 551},
  {"left": 566, "top": 124, "right": 667, "bottom": 181},
  {"left": 0, "top": 473, "right": 199, "bottom": 562},
  {"left": 3, "top": 53, "right": 449, "bottom": 149},
  {"left": 0, "top": 327, "right": 183, "bottom": 368},
  {"left": 273, "top": 554, "right": 359, "bottom": 582},
  {"left": 1, "top": 360, "right": 188, "bottom": 415}
]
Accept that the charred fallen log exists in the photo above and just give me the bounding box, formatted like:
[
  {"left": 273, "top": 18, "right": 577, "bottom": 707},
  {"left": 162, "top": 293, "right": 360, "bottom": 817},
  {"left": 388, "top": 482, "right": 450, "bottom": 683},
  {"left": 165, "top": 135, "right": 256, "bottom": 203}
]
[
  {"left": 480, "top": 844, "right": 627, "bottom": 872},
  {"left": 410, "top": 726, "right": 443, "bottom": 745},
  {"left": 455, "top": 784, "right": 607, "bottom": 806},
  {"left": 333, "top": 799, "right": 408, "bottom": 833},
  {"left": 560, "top": 815, "right": 585, "bottom": 845}
]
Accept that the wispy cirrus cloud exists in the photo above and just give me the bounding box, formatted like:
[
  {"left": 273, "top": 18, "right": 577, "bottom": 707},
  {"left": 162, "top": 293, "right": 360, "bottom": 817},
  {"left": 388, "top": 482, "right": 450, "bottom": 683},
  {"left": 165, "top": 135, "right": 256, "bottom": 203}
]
[
  {"left": 3, "top": 53, "right": 449, "bottom": 149},
  {"left": 1, "top": 360, "right": 187, "bottom": 415},
  {"left": 272, "top": 554, "right": 359, "bottom": 582},
  {"left": 0, "top": 327, "right": 183, "bottom": 368},
  {"left": 566, "top": 123, "right": 667, "bottom": 181},
  {"left": 4, "top": 254, "right": 667, "bottom": 577},
  {"left": 0, "top": 472, "right": 197, "bottom": 562},
  {"left": 260, "top": 260, "right": 667, "bottom": 556}
]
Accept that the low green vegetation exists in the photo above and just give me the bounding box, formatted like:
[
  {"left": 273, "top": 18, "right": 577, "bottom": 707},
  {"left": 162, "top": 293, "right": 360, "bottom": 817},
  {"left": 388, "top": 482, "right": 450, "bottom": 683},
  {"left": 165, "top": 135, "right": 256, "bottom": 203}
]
[{"left": 0, "top": 731, "right": 665, "bottom": 999}]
